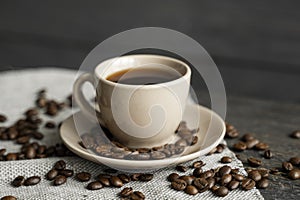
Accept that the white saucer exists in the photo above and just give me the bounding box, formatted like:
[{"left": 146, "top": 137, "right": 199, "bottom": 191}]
[{"left": 60, "top": 103, "right": 225, "bottom": 171}]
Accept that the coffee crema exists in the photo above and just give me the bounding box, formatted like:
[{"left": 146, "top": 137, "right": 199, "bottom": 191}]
[{"left": 106, "top": 67, "right": 182, "bottom": 85}]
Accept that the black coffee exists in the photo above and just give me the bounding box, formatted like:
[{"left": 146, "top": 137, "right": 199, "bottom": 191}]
[{"left": 106, "top": 67, "right": 181, "bottom": 85}]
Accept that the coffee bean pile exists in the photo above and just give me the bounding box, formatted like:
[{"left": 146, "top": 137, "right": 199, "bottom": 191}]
[
  {"left": 168, "top": 161, "right": 270, "bottom": 197},
  {"left": 281, "top": 157, "right": 300, "bottom": 180},
  {"left": 45, "top": 160, "right": 74, "bottom": 186},
  {"left": 79, "top": 121, "right": 199, "bottom": 160},
  {"left": 0, "top": 89, "right": 75, "bottom": 161}
]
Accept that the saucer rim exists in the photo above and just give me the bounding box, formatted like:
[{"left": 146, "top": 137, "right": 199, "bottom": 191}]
[{"left": 60, "top": 104, "right": 225, "bottom": 166}]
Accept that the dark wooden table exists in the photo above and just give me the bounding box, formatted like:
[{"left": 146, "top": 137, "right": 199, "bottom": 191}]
[{"left": 224, "top": 96, "right": 300, "bottom": 199}]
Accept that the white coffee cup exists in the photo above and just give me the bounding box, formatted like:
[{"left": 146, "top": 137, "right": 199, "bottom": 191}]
[{"left": 73, "top": 54, "right": 191, "bottom": 148}]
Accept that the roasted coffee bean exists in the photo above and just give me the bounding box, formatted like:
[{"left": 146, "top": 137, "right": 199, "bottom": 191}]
[
  {"left": 168, "top": 173, "right": 179, "bottom": 182},
  {"left": 221, "top": 156, "right": 232, "bottom": 163},
  {"left": 256, "top": 178, "right": 269, "bottom": 189},
  {"left": 180, "top": 175, "right": 194, "bottom": 185},
  {"left": 171, "top": 179, "right": 187, "bottom": 191},
  {"left": 131, "top": 191, "right": 145, "bottom": 200},
  {"left": 45, "top": 121, "right": 56, "bottom": 129},
  {"left": 1, "top": 196, "right": 17, "bottom": 200},
  {"left": 216, "top": 144, "right": 226, "bottom": 153},
  {"left": 214, "top": 186, "right": 229, "bottom": 197},
  {"left": 16, "top": 136, "right": 30, "bottom": 144},
  {"left": 150, "top": 151, "right": 166, "bottom": 159},
  {"left": 54, "top": 160, "right": 66, "bottom": 170},
  {"left": 118, "top": 174, "right": 131, "bottom": 183},
  {"left": 257, "top": 169, "right": 269, "bottom": 178},
  {"left": 248, "top": 170, "right": 262, "bottom": 182},
  {"left": 270, "top": 168, "right": 280, "bottom": 175},
  {"left": 98, "top": 176, "right": 110, "bottom": 186},
  {"left": 139, "top": 174, "right": 153, "bottom": 182},
  {"left": 220, "top": 174, "right": 232, "bottom": 185},
  {"left": 290, "top": 130, "right": 300, "bottom": 139},
  {"left": 37, "top": 145, "right": 46, "bottom": 154},
  {"left": 76, "top": 172, "right": 91, "bottom": 182},
  {"left": 244, "top": 139, "right": 258, "bottom": 150},
  {"left": 131, "top": 173, "right": 141, "bottom": 181},
  {"left": 176, "top": 165, "right": 188, "bottom": 172},
  {"left": 226, "top": 126, "right": 239, "bottom": 138},
  {"left": 25, "top": 108, "right": 38, "bottom": 117},
  {"left": 110, "top": 176, "right": 123, "bottom": 187},
  {"left": 175, "top": 139, "right": 187, "bottom": 146},
  {"left": 7, "top": 128, "right": 18, "bottom": 140},
  {"left": 136, "top": 148, "right": 150, "bottom": 153},
  {"left": 152, "top": 146, "right": 163, "bottom": 151},
  {"left": 231, "top": 168, "right": 239, "bottom": 174},
  {"left": 25, "top": 146, "right": 36, "bottom": 159},
  {"left": 59, "top": 169, "right": 74, "bottom": 177},
  {"left": 11, "top": 176, "right": 25, "bottom": 187},
  {"left": 248, "top": 157, "right": 262, "bottom": 167},
  {"left": 24, "top": 176, "right": 41, "bottom": 186},
  {"left": 185, "top": 185, "right": 198, "bottom": 195},
  {"left": 241, "top": 178, "right": 256, "bottom": 190},
  {"left": 206, "top": 177, "right": 216, "bottom": 189},
  {"left": 6, "top": 153, "right": 18, "bottom": 161},
  {"left": 219, "top": 166, "right": 231, "bottom": 176},
  {"left": 288, "top": 169, "right": 300, "bottom": 180},
  {"left": 227, "top": 180, "right": 239, "bottom": 190},
  {"left": 241, "top": 133, "right": 255, "bottom": 142},
  {"left": 32, "top": 132, "right": 44, "bottom": 140},
  {"left": 233, "top": 141, "right": 247, "bottom": 151},
  {"left": 193, "top": 178, "right": 209, "bottom": 192},
  {"left": 119, "top": 187, "right": 133, "bottom": 197},
  {"left": 46, "top": 169, "right": 58, "bottom": 180},
  {"left": 54, "top": 175, "right": 67, "bottom": 186},
  {"left": 193, "top": 167, "right": 203, "bottom": 177},
  {"left": 233, "top": 174, "right": 244, "bottom": 182},
  {"left": 87, "top": 181, "right": 103, "bottom": 190},
  {"left": 0, "top": 148, "right": 6, "bottom": 156},
  {"left": 207, "top": 147, "right": 217, "bottom": 155},
  {"left": 289, "top": 157, "right": 300, "bottom": 166},
  {"left": 200, "top": 169, "right": 215, "bottom": 179},
  {"left": 255, "top": 142, "right": 269, "bottom": 150},
  {"left": 192, "top": 160, "right": 205, "bottom": 168},
  {"left": 191, "top": 136, "right": 198, "bottom": 145},
  {"left": 282, "top": 162, "right": 293, "bottom": 171},
  {"left": 36, "top": 97, "right": 47, "bottom": 108},
  {"left": 0, "top": 114, "right": 7, "bottom": 122},
  {"left": 263, "top": 150, "right": 273, "bottom": 159}
]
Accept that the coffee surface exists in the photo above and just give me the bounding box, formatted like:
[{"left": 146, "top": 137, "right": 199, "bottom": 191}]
[{"left": 106, "top": 67, "right": 181, "bottom": 85}]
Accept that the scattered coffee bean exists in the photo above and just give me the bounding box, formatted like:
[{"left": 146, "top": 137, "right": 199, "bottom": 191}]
[
  {"left": 1, "top": 196, "right": 17, "bottom": 200},
  {"left": 256, "top": 178, "right": 269, "bottom": 189},
  {"left": 131, "top": 191, "right": 145, "bottom": 200},
  {"left": 290, "top": 130, "right": 300, "bottom": 139},
  {"left": 98, "top": 176, "right": 111, "bottom": 186},
  {"left": 87, "top": 181, "right": 103, "bottom": 190},
  {"left": 16, "top": 136, "right": 30, "bottom": 144},
  {"left": 76, "top": 172, "right": 91, "bottom": 182},
  {"left": 225, "top": 123, "right": 239, "bottom": 138},
  {"left": 168, "top": 173, "right": 179, "bottom": 182},
  {"left": 110, "top": 176, "right": 123, "bottom": 187},
  {"left": 192, "top": 160, "right": 205, "bottom": 168},
  {"left": 6, "top": 153, "right": 18, "bottom": 161},
  {"left": 282, "top": 162, "right": 293, "bottom": 171},
  {"left": 288, "top": 169, "right": 300, "bottom": 180},
  {"left": 255, "top": 142, "right": 269, "bottom": 151},
  {"left": 118, "top": 174, "right": 131, "bottom": 183},
  {"left": 171, "top": 179, "right": 187, "bottom": 191},
  {"left": 263, "top": 150, "right": 273, "bottom": 159},
  {"left": 45, "top": 121, "right": 56, "bottom": 129},
  {"left": 185, "top": 185, "right": 198, "bottom": 195},
  {"left": 46, "top": 169, "right": 58, "bottom": 180},
  {"left": 130, "top": 173, "right": 141, "bottom": 181},
  {"left": 59, "top": 169, "right": 74, "bottom": 177},
  {"left": 233, "top": 174, "right": 244, "bottom": 182},
  {"left": 289, "top": 157, "right": 300, "bottom": 166},
  {"left": 0, "top": 114, "right": 7, "bottom": 123},
  {"left": 24, "top": 176, "right": 41, "bottom": 186},
  {"left": 218, "top": 166, "right": 231, "bottom": 176},
  {"left": 25, "top": 146, "right": 36, "bottom": 159},
  {"left": 54, "top": 160, "right": 66, "bottom": 170},
  {"left": 248, "top": 170, "right": 262, "bottom": 182},
  {"left": 54, "top": 175, "right": 67, "bottom": 186},
  {"left": 248, "top": 157, "right": 262, "bottom": 167},
  {"left": 11, "top": 176, "right": 25, "bottom": 187},
  {"left": 216, "top": 144, "right": 226, "bottom": 153},
  {"left": 139, "top": 174, "right": 153, "bottom": 182},
  {"left": 245, "top": 139, "right": 260, "bottom": 149},
  {"left": 241, "top": 133, "right": 255, "bottom": 142},
  {"left": 221, "top": 156, "right": 232, "bottom": 163},
  {"left": 233, "top": 141, "right": 247, "bottom": 151},
  {"left": 119, "top": 187, "right": 133, "bottom": 197},
  {"left": 193, "top": 178, "right": 209, "bottom": 192},
  {"left": 180, "top": 175, "right": 194, "bottom": 185},
  {"left": 241, "top": 178, "right": 256, "bottom": 190},
  {"left": 227, "top": 180, "right": 240, "bottom": 190},
  {"left": 220, "top": 174, "right": 232, "bottom": 185},
  {"left": 176, "top": 165, "right": 188, "bottom": 172},
  {"left": 206, "top": 177, "right": 216, "bottom": 189},
  {"left": 270, "top": 168, "right": 280, "bottom": 175},
  {"left": 214, "top": 186, "right": 229, "bottom": 197},
  {"left": 257, "top": 169, "right": 269, "bottom": 178}
]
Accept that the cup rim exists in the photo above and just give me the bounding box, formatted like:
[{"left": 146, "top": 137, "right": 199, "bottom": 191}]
[{"left": 94, "top": 54, "right": 191, "bottom": 88}]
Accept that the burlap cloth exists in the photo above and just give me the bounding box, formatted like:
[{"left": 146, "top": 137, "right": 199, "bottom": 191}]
[{"left": 0, "top": 68, "right": 264, "bottom": 200}]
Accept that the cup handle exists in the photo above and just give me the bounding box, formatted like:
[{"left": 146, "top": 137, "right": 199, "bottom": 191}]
[{"left": 73, "top": 73, "right": 105, "bottom": 126}]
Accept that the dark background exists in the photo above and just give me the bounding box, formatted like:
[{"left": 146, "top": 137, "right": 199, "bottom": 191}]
[{"left": 0, "top": 0, "right": 299, "bottom": 103}]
